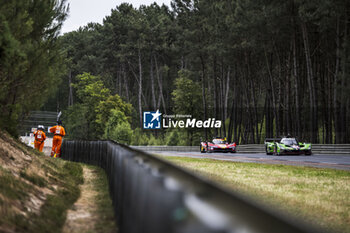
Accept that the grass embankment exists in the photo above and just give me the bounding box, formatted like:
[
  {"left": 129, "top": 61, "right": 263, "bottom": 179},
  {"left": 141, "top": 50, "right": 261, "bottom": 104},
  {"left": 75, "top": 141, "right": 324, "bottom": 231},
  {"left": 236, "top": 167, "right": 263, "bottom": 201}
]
[
  {"left": 0, "top": 130, "right": 83, "bottom": 233},
  {"left": 0, "top": 130, "right": 117, "bottom": 233},
  {"left": 164, "top": 156, "right": 350, "bottom": 233}
]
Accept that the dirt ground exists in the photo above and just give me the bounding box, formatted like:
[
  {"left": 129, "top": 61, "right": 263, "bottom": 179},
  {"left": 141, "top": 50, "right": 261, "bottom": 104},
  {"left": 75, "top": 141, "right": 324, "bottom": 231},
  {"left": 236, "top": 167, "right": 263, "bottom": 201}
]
[
  {"left": 0, "top": 132, "right": 51, "bottom": 218},
  {"left": 63, "top": 166, "right": 100, "bottom": 233}
]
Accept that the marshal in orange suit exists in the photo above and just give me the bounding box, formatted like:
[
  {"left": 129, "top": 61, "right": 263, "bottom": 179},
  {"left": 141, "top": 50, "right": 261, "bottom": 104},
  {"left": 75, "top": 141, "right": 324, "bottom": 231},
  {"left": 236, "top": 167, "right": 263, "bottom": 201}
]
[
  {"left": 49, "top": 120, "right": 66, "bottom": 157},
  {"left": 34, "top": 125, "right": 46, "bottom": 152}
]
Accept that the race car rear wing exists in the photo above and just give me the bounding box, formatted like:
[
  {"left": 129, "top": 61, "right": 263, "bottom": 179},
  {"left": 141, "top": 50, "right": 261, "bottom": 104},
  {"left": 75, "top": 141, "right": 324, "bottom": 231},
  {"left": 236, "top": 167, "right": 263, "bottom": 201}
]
[{"left": 264, "top": 138, "right": 281, "bottom": 143}]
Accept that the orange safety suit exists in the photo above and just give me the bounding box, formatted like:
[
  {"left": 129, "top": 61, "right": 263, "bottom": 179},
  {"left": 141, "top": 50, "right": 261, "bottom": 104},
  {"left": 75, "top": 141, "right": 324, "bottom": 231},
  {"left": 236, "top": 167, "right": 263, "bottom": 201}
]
[
  {"left": 49, "top": 125, "right": 66, "bottom": 157},
  {"left": 34, "top": 130, "right": 46, "bottom": 152}
]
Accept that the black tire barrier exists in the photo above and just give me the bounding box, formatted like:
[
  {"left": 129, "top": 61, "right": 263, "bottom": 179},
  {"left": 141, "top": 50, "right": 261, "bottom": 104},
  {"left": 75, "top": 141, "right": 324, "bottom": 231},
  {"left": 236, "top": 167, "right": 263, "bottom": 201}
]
[{"left": 61, "top": 140, "right": 325, "bottom": 233}]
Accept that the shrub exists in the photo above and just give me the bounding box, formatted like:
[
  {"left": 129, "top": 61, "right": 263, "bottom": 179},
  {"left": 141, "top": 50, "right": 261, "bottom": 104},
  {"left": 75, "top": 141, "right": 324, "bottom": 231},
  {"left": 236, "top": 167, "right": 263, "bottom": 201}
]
[
  {"left": 107, "top": 122, "right": 133, "bottom": 145},
  {"left": 131, "top": 128, "right": 149, "bottom": 145},
  {"left": 165, "top": 130, "right": 180, "bottom": 146}
]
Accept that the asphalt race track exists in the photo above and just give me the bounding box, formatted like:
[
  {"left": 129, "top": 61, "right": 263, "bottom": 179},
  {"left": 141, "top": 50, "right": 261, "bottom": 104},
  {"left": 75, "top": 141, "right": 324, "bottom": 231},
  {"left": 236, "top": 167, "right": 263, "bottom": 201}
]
[{"left": 151, "top": 151, "right": 350, "bottom": 171}]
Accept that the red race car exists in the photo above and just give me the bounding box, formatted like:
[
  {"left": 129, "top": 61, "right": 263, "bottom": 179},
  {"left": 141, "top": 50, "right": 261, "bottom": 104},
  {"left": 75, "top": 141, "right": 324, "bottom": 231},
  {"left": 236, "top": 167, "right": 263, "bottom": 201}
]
[{"left": 200, "top": 137, "right": 236, "bottom": 153}]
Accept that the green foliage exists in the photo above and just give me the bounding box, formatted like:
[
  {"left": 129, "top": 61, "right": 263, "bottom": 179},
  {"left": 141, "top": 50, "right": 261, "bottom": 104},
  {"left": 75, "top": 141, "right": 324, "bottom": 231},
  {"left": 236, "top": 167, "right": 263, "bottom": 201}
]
[
  {"left": 0, "top": 0, "right": 69, "bottom": 136},
  {"left": 45, "top": 0, "right": 350, "bottom": 143},
  {"left": 164, "top": 129, "right": 188, "bottom": 146},
  {"left": 106, "top": 122, "right": 133, "bottom": 145},
  {"left": 97, "top": 94, "right": 133, "bottom": 131},
  {"left": 147, "top": 134, "right": 158, "bottom": 145},
  {"left": 165, "top": 130, "right": 180, "bottom": 146},
  {"left": 104, "top": 109, "right": 128, "bottom": 138},
  {"left": 64, "top": 104, "right": 89, "bottom": 139},
  {"left": 72, "top": 73, "right": 110, "bottom": 138},
  {"left": 148, "top": 134, "right": 165, "bottom": 145},
  {"left": 65, "top": 72, "right": 133, "bottom": 139},
  {"left": 103, "top": 107, "right": 133, "bottom": 145},
  {"left": 73, "top": 73, "right": 110, "bottom": 103},
  {"left": 170, "top": 70, "right": 203, "bottom": 145},
  {"left": 131, "top": 128, "right": 150, "bottom": 145},
  {"left": 172, "top": 70, "right": 203, "bottom": 118}
]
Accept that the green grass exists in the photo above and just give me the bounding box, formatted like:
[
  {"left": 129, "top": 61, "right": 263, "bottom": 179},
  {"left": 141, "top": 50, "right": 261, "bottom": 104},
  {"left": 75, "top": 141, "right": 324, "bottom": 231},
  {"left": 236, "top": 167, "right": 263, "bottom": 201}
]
[
  {"left": 20, "top": 170, "right": 47, "bottom": 187},
  {"left": 0, "top": 166, "right": 32, "bottom": 200},
  {"left": 88, "top": 165, "right": 117, "bottom": 233},
  {"left": 164, "top": 156, "right": 350, "bottom": 233}
]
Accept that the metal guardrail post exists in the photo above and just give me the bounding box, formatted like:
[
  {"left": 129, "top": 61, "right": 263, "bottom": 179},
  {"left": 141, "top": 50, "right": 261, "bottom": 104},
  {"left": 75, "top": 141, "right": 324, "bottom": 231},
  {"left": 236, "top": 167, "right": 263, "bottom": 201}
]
[{"left": 61, "top": 140, "right": 326, "bottom": 233}]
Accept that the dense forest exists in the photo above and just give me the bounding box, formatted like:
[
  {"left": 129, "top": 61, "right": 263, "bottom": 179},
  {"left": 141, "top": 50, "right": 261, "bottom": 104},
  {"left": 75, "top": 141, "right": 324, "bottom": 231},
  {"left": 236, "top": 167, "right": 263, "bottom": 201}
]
[
  {"left": 0, "top": 0, "right": 69, "bottom": 136},
  {"left": 1, "top": 0, "right": 349, "bottom": 145}
]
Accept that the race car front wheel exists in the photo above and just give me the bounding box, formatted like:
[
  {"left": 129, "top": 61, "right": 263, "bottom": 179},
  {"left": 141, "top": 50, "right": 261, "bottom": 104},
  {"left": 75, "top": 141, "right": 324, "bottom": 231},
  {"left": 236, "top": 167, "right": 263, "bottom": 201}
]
[{"left": 266, "top": 146, "right": 273, "bottom": 155}]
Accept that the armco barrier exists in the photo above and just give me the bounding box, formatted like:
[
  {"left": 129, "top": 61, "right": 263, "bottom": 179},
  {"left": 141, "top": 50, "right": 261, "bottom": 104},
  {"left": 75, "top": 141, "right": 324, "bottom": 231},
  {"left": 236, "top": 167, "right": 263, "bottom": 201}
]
[
  {"left": 131, "top": 144, "right": 350, "bottom": 154},
  {"left": 130, "top": 145, "right": 198, "bottom": 152},
  {"left": 62, "top": 140, "right": 324, "bottom": 233}
]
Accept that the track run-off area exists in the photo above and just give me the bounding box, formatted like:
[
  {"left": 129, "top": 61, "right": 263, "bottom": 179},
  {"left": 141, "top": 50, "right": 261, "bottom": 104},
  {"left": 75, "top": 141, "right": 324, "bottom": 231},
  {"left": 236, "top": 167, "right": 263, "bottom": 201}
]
[{"left": 151, "top": 151, "right": 350, "bottom": 171}]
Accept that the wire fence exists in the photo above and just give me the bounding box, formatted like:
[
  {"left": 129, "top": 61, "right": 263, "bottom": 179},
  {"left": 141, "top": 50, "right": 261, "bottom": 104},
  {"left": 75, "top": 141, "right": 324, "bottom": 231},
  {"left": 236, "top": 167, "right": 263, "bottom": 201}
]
[{"left": 61, "top": 140, "right": 325, "bottom": 233}]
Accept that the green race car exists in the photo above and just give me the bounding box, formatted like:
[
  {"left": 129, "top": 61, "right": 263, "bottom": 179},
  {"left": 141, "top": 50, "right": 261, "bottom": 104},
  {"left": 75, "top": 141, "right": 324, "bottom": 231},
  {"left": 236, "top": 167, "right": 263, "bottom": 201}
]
[{"left": 265, "top": 137, "right": 312, "bottom": 156}]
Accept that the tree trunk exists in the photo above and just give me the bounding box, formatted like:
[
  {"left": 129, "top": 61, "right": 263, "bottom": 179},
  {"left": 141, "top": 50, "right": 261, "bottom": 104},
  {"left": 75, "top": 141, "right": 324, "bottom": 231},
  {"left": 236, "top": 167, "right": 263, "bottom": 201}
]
[
  {"left": 264, "top": 48, "right": 277, "bottom": 137},
  {"left": 301, "top": 21, "right": 316, "bottom": 142},
  {"left": 333, "top": 17, "right": 341, "bottom": 144},
  {"left": 326, "top": 61, "right": 332, "bottom": 143},
  {"left": 68, "top": 70, "right": 73, "bottom": 106},
  {"left": 274, "top": 42, "right": 283, "bottom": 137},
  {"left": 227, "top": 90, "right": 235, "bottom": 143},
  {"left": 122, "top": 63, "right": 130, "bottom": 102},
  {"left": 213, "top": 57, "right": 218, "bottom": 136},
  {"left": 118, "top": 66, "right": 122, "bottom": 96},
  {"left": 154, "top": 55, "right": 167, "bottom": 114},
  {"left": 138, "top": 48, "right": 143, "bottom": 127},
  {"left": 286, "top": 49, "right": 291, "bottom": 135},
  {"left": 292, "top": 27, "right": 300, "bottom": 137},
  {"left": 224, "top": 66, "right": 231, "bottom": 121},
  {"left": 150, "top": 53, "right": 156, "bottom": 109},
  {"left": 200, "top": 55, "right": 208, "bottom": 142},
  {"left": 250, "top": 79, "right": 258, "bottom": 143},
  {"left": 339, "top": 12, "right": 348, "bottom": 143}
]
